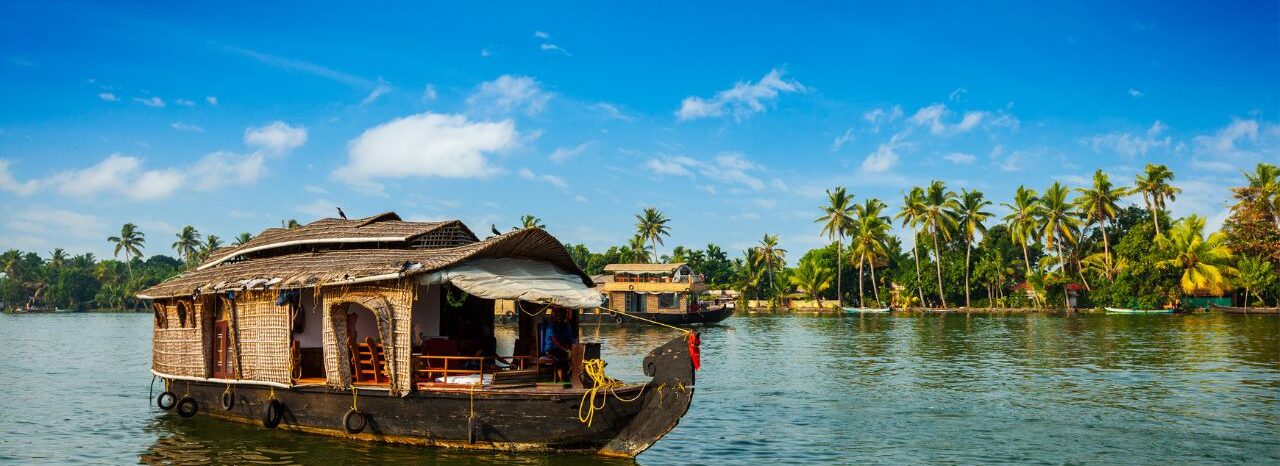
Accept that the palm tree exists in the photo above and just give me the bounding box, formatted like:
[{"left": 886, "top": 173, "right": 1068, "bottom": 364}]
[
  {"left": 956, "top": 189, "right": 993, "bottom": 307},
  {"left": 47, "top": 248, "right": 68, "bottom": 269},
  {"left": 790, "top": 257, "right": 833, "bottom": 304},
  {"left": 816, "top": 187, "right": 856, "bottom": 306},
  {"left": 1237, "top": 256, "right": 1276, "bottom": 309},
  {"left": 1242, "top": 162, "right": 1280, "bottom": 228},
  {"left": 516, "top": 214, "right": 545, "bottom": 230},
  {"left": 921, "top": 181, "right": 960, "bottom": 308},
  {"left": 233, "top": 232, "right": 253, "bottom": 246},
  {"left": 1157, "top": 215, "right": 1236, "bottom": 299},
  {"left": 625, "top": 236, "right": 651, "bottom": 264},
  {"left": 106, "top": 223, "right": 145, "bottom": 281},
  {"left": 1038, "top": 182, "right": 1080, "bottom": 309},
  {"left": 172, "top": 225, "right": 202, "bottom": 265},
  {"left": 1132, "top": 164, "right": 1180, "bottom": 236},
  {"left": 895, "top": 187, "right": 928, "bottom": 306},
  {"left": 1075, "top": 170, "right": 1126, "bottom": 280},
  {"left": 285, "top": 219, "right": 302, "bottom": 229},
  {"left": 1002, "top": 185, "right": 1040, "bottom": 280},
  {"left": 850, "top": 210, "right": 890, "bottom": 306},
  {"left": 754, "top": 234, "right": 787, "bottom": 291},
  {"left": 635, "top": 208, "right": 671, "bottom": 263}
]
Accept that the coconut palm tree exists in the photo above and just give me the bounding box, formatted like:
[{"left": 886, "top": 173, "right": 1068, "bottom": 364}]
[
  {"left": 850, "top": 208, "right": 890, "bottom": 306},
  {"left": 625, "top": 236, "right": 651, "bottom": 264},
  {"left": 1132, "top": 163, "right": 1180, "bottom": 236},
  {"left": 1237, "top": 256, "right": 1276, "bottom": 309},
  {"left": 516, "top": 214, "right": 546, "bottom": 230},
  {"left": 635, "top": 208, "right": 671, "bottom": 263},
  {"left": 1075, "top": 170, "right": 1126, "bottom": 280},
  {"left": 1157, "top": 215, "right": 1237, "bottom": 299},
  {"left": 47, "top": 248, "right": 68, "bottom": 269},
  {"left": 816, "top": 187, "right": 856, "bottom": 306},
  {"left": 172, "top": 225, "right": 202, "bottom": 266},
  {"left": 1242, "top": 162, "right": 1280, "bottom": 227},
  {"left": 1001, "top": 185, "right": 1040, "bottom": 280},
  {"left": 754, "top": 234, "right": 787, "bottom": 291},
  {"left": 233, "top": 232, "right": 253, "bottom": 246},
  {"left": 285, "top": 219, "right": 302, "bottom": 229},
  {"left": 921, "top": 181, "right": 959, "bottom": 308},
  {"left": 107, "top": 223, "right": 145, "bottom": 280},
  {"left": 895, "top": 187, "right": 928, "bottom": 306},
  {"left": 956, "top": 189, "right": 993, "bottom": 307},
  {"left": 790, "top": 257, "right": 833, "bottom": 304},
  {"left": 1038, "top": 182, "right": 1080, "bottom": 309}
]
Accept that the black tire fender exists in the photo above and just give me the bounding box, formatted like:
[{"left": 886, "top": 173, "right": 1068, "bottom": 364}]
[
  {"left": 157, "top": 391, "right": 177, "bottom": 410},
  {"left": 176, "top": 396, "right": 198, "bottom": 418},
  {"left": 220, "top": 390, "right": 235, "bottom": 411},
  {"left": 262, "top": 399, "right": 283, "bottom": 428},
  {"left": 614, "top": 315, "right": 624, "bottom": 324},
  {"left": 342, "top": 408, "right": 367, "bottom": 434}
]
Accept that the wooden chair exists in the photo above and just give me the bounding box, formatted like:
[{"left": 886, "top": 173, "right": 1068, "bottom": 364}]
[{"left": 351, "top": 337, "right": 386, "bottom": 384}]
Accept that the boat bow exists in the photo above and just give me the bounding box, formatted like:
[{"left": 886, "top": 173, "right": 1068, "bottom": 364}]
[{"left": 598, "top": 333, "right": 697, "bottom": 457}]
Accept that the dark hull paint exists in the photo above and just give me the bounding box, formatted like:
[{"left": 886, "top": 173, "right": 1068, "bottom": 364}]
[
  {"left": 578, "top": 306, "right": 735, "bottom": 326},
  {"left": 1213, "top": 305, "right": 1280, "bottom": 314},
  {"left": 160, "top": 336, "right": 695, "bottom": 457}
]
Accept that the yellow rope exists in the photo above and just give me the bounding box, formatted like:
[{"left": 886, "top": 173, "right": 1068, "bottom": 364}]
[
  {"left": 351, "top": 386, "right": 359, "bottom": 411},
  {"left": 269, "top": 386, "right": 276, "bottom": 401},
  {"left": 468, "top": 382, "right": 479, "bottom": 421},
  {"left": 577, "top": 359, "right": 646, "bottom": 427},
  {"left": 597, "top": 306, "right": 692, "bottom": 334}
]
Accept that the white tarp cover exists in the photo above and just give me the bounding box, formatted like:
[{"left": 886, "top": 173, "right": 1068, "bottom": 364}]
[{"left": 417, "top": 258, "right": 603, "bottom": 309}]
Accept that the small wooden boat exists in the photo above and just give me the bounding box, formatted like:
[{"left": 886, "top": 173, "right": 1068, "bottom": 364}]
[
  {"left": 842, "top": 307, "right": 891, "bottom": 314},
  {"left": 1211, "top": 304, "right": 1280, "bottom": 315},
  {"left": 923, "top": 308, "right": 954, "bottom": 313},
  {"left": 138, "top": 213, "right": 698, "bottom": 458},
  {"left": 1105, "top": 307, "right": 1176, "bottom": 314}
]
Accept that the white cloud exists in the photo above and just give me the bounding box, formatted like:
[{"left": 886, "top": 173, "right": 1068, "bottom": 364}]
[
  {"left": 134, "top": 96, "right": 165, "bottom": 108},
  {"left": 518, "top": 168, "right": 569, "bottom": 190},
  {"left": 170, "top": 122, "right": 205, "bottom": 132},
  {"left": 188, "top": 151, "right": 267, "bottom": 191},
  {"left": 861, "top": 143, "right": 899, "bottom": 173},
  {"left": 908, "top": 104, "right": 988, "bottom": 135},
  {"left": 174, "top": 98, "right": 195, "bottom": 106},
  {"left": 7, "top": 206, "right": 103, "bottom": 239},
  {"left": 831, "top": 128, "right": 855, "bottom": 152},
  {"left": 590, "top": 102, "right": 632, "bottom": 121},
  {"left": 540, "top": 43, "right": 571, "bottom": 55},
  {"left": 1128, "top": 88, "right": 1143, "bottom": 98},
  {"left": 943, "top": 152, "right": 976, "bottom": 164},
  {"left": 644, "top": 153, "right": 765, "bottom": 190},
  {"left": 549, "top": 141, "right": 594, "bottom": 163},
  {"left": 49, "top": 154, "right": 183, "bottom": 201},
  {"left": 422, "top": 84, "right": 437, "bottom": 101},
  {"left": 534, "top": 31, "right": 551, "bottom": 39},
  {"left": 863, "top": 106, "right": 903, "bottom": 133},
  {"left": 296, "top": 198, "right": 337, "bottom": 219},
  {"left": 1167, "top": 179, "right": 1232, "bottom": 231},
  {"left": 97, "top": 92, "right": 119, "bottom": 102},
  {"left": 206, "top": 96, "right": 218, "bottom": 106},
  {"left": 304, "top": 185, "right": 327, "bottom": 194},
  {"left": 1085, "top": 121, "right": 1170, "bottom": 158},
  {"left": 1190, "top": 118, "right": 1279, "bottom": 172},
  {"left": 466, "top": 75, "right": 552, "bottom": 116},
  {"left": 480, "top": 48, "right": 491, "bottom": 57},
  {"left": 244, "top": 121, "right": 307, "bottom": 153},
  {"left": 335, "top": 112, "right": 519, "bottom": 190},
  {"left": 0, "top": 160, "right": 38, "bottom": 195},
  {"left": 676, "top": 68, "right": 805, "bottom": 121},
  {"left": 361, "top": 78, "right": 391, "bottom": 105},
  {"left": 948, "top": 88, "right": 968, "bottom": 102},
  {"left": 645, "top": 157, "right": 698, "bottom": 177}
]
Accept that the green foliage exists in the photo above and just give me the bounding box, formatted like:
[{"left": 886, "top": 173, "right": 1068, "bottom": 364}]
[{"left": 1, "top": 248, "right": 181, "bottom": 312}]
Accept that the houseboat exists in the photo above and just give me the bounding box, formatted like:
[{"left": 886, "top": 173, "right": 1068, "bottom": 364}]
[
  {"left": 584, "top": 263, "right": 734, "bottom": 325},
  {"left": 137, "top": 213, "right": 697, "bottom": 458}
]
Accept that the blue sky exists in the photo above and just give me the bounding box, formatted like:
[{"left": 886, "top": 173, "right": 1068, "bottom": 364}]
[{"left": 1, "top": 1, "right": 1277, "bottom": 261}]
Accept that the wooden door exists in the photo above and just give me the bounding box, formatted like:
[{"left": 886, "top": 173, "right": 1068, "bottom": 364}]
[{"left": 211, "top": 321, "right": 232, "bottom": 378}]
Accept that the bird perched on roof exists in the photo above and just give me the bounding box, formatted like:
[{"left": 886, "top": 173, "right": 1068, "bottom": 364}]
[
  {"left": 337, "top": 207, "right": 347, "bottom": 219},
  {"left": 490, "top": 224, "right": 501, "bottom": 236}
]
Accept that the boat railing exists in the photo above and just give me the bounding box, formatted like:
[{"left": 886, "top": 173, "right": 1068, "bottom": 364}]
[{"left": 412, "top": 355, "right": 534, "bottom": 385}]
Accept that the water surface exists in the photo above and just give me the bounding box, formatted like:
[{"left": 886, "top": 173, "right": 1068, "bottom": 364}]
[{"left": 1, "top": 312, "right": 1277, "bottom": 464}]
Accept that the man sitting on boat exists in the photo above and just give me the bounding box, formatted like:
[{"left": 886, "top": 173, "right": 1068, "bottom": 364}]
[{"left": 541, "top": 308, "right": 576, "bottom": 377}]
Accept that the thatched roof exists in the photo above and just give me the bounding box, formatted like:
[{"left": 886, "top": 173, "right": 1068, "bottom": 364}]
[
  {"left": 139, "top": 224, "right": 587, "bottom": 299},
  {"left": 200, "top": 212, "right": 478, "bottom": 270},
  {"left": 603, "top": 263, "right": 688, "bottom": 274}
]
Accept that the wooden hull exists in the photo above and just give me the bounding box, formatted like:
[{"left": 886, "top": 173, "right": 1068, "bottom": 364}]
[
  {"left": 579, "top": 306, "right": 734, "bottom": 326},
  {"left": 1213, "top": 305, "right": 1280, "bottom": 315},
  {"left": 159, "top": 336, "right": 697, "bottom": 458},
  {"left": 842, "top": 307, "right": 891, "bottom": 314}
]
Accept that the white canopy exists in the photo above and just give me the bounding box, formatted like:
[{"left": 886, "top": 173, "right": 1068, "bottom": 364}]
[{"left": 416, "top": 258, "right": 603, "bottom": 309}]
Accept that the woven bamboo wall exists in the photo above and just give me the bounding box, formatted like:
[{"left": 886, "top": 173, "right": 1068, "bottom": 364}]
[
  {"left": 151, "top": 299, "right": 204, "bottom": 377},
  {"left": 233, "top": 291, "right": 291, "bottom": 385},
  {"left": 320, "top": 280, "right": 415, "bottom": 395}
]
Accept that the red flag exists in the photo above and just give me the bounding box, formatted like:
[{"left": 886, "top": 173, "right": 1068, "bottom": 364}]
[{"left": 687, "top": 332, "right": 701, "bottom": 370}]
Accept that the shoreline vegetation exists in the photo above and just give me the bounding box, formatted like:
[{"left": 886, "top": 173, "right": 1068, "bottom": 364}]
[{"left": 3, "top": 163, "right": 1279, "bottom": 314}]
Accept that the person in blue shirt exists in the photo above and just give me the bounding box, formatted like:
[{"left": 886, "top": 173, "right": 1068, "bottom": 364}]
[{"left": 541, "top": 308, "right": 576, "bottom": 376}]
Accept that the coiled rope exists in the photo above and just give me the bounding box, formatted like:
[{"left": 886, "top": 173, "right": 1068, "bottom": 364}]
[{"left": 577, "top": 359, "right": 647, "bottom": 427}]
